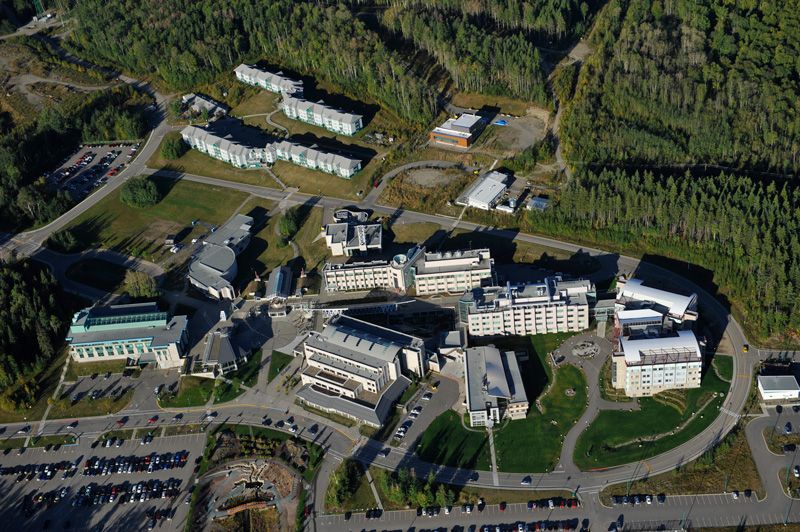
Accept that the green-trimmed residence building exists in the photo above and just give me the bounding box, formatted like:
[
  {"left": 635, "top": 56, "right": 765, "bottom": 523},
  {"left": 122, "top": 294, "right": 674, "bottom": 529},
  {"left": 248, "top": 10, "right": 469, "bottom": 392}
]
[
  {"left": 181, "top": 124, "right": 362, "bottom": 178},
  {"left": 66, "top": 303, "right": 188, "bottom": 369},
  {"left": 280, "top": 95, "right": 363, "bottom": 136}
]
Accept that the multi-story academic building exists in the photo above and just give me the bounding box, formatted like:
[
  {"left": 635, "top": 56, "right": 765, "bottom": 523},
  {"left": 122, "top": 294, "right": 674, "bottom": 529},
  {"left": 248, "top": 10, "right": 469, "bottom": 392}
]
[
  {"left": 459, "top": 278, "right": 594, "bottom": 337},
  {"left": 296, "top": 316, "right": 429, "bottom": 427},
  {"left": 66, "top": 303, "right": 188, "bottom": 369},
  {"left": 325, "top": 221, "right": 382, "bottom": 256},
  {"left": 188, "top": 214, "right": 253, "bottom": 300},
  {"left": 414, "top": 249, "right": 494, "bottom": 295},
  {"left": 464, "top": 345, "right": 529, "bottom": 427}
]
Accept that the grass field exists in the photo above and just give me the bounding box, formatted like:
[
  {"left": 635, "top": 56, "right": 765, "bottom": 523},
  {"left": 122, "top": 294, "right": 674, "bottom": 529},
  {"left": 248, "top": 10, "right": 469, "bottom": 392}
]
[
  {"left": 712, "top": 354, "right": 734, "bottom": 381},
  {"left": 600, "top": 424, "right": 764, "bottom": 500},
  {"left": 49, "top": 389, "right": 133, "bottom": 419},
  {"left": 159, "top": 376, "right": 215, "bottom": 408},
  {"left": 64, "top": 359, "right": 130, "bottom": 382},
  {"left": 415, "top": 410, "right": 491, "bottom": 470},
  {"left": 0, "top": 438, "right": 27, "bottom": 450},
  {"left": 29, "top": 434, "right": 78, "bottom": 447},
  {"left": 268, "top": 351, "right": 295, "bottom": 383},
  {"left": 213, "top": 380, "right": 245, "bottom": 404},
  {"left": 54, "top": 175, "right": 249, "bottom": 260},
  {"left": 271, "top": 159, "right": 378, "bottom": 201},
  {"left": 163, "top": 424, "right": 204, "bottom": 437},
  {"left": 326, "top": 469, "right": 377, "bottom": 513},
  {"left": 214, "top": 350, "right": 263, "bottom": 404},
  {"left": 451, "top": 92, "right": 542, "bottom": 117},
  {"left": 574, "top": 369, "right": 730, "bottom": 469},
  {"left": 231, "top": 91, "right": 280, "bottom": 118},
  {"left": 494, "top": 363, "right": 588, "bottom": 472},
  {"left": 65, "top": 258, "right": 130, "bottom": 294},
  {"left": 147, "top": 133, "right": 279, "bottom": 189}
]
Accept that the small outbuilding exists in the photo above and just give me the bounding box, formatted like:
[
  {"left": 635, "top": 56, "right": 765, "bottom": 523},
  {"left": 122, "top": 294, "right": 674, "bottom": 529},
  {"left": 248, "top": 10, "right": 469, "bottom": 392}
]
[{"left": 758, "top": 375, "right": 800, "bottom": 401}]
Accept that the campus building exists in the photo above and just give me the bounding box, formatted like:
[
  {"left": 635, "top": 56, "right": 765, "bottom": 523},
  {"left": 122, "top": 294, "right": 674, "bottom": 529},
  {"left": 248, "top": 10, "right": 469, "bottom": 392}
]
[
  {"left": 181, "top": 124, "right": 269, "bottom": 169},
  {"left": 280, "top": 95, "right": 363, "bottom": 136},
  {"left": 181, "top": 93, "right": 228, "bottom": 118},
  {"left": 181, "top": 123, "right": 362, "bottom": 178},
  {"left": 325, "top": 221, "right": 382, "bottom": 256},
  {"left": 611, "top": 330, "right": 703, "bottom": 397},
  {"left": 456, "top": 171, "right": 509, "bottom": 211},
  {"left": 296, "top": 315, "right": 429, "bottom": 426},
  {"left": 414, "top": 249, "right": 494, "bottom": 295},
  {"left": 459, "top": 278, "right": 594, "bottom": 337},
  {"left": 616, "top": 277, "right": 698, "bottom": 325},
  {"left": 234, "top": 64, "right": 303, "bottom": 96},
  {"left": 198, "top": 326, "right": 248, "bottom": 376},
  {"left": 429, "top": 113, "right": 485, "bottom": 148},
  {"left": 464, "top": 345, "right": 529, "bottom": 427},
  {"left": 268, "top": 140, "right": 361, "bottom": 179},
  {"left": 188, "top": 214, "right": 253, "bottom": 300},
  {"left": 66, "top": 303, "right": 188, "bottom": 369},
  {"left": 322, "top": 248, "right": 421, "bottom": 293},
  {"left": 758, "top": 375, "right": 800, "bottom": 402}
]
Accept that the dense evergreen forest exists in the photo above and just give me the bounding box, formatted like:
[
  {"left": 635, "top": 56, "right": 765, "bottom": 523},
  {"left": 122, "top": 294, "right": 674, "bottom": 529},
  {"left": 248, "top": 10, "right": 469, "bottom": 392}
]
[
  {"left": 0, "top": 84, "right": 148, "bottom": 229},
  {"left": 562, "top": 0, "right": 800, "bottom": 174},
  {"left": 361, "top": 0, "right": 599, "bottom": 40},
  {"left": 0, "top": 0, "right": 35, "bottom": 34},
  {"left": 532, "top": 169, "right": 800, "bottom": 339},
  {"left": 68, "top": 0, "right": 437, "bottom": 125},
  {"left": 382, "top": 7, "right": 547, "bottom": 103},
  {"left": 0, "top": 260, "right": 69, "bottom": 410}
]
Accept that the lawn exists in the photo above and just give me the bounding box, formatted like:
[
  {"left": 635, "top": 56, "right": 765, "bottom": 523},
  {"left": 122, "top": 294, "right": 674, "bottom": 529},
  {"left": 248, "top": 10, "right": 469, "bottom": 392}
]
[
  {"left": 325, "top": 462, "right": 377, "bottom": 513},
  {"left": 712, "top": 354, "right": 734, "bottom": 381},
  {"left": 29, "top": 434, "right": 78, "bottom": 447},
  {"left": 147, "top": 132, "right": 279, "bottom": 189},
  {"left": 214, "top": 350, "right": 263, "bottom": 404},
  {"left": 445, "top": 228, "right": 576, "bottom": 267},
  {"left": 49, "top": 389, "right": 134, "bottom": 419},
  {"left": 64, "top": 359, "right": 131, "bottom": 382},
  {"left": 213, "top": 380, "right": 245, "bottom": 404},
  {"left": 574, "top": 369, "right": 730, "bottom": 469},
  {"left": 389, "top": 222, "right": 442, "bottom": 247},
  {"left": 493, "top": 363, "right": 588, "bottom": 472},
  {"left": 231, "top": 91, "right": 280, "bottom": 118},
  {"left": 65, "top": 258, "right": 130, "bottom": 294},
  {"left": 268, "top": 351, "right": 295, "bottom": 383},
  {"left": 271, "top": 158, "right": 379, "bottom": 201},
  {"left": 53, "top": 175, "right": 249, "bottom": 260},
  {"left": 600, "top": 423, "right": 764, "bottom": 500},
  {"left": 234, "top": 198, "right": 327, "bottom": 285},
  {"left": 415, "top": 410, "right": 492, "bottom": 470},
  {"left": 159, "top": 376, "right": 215, "bottom": 408}
]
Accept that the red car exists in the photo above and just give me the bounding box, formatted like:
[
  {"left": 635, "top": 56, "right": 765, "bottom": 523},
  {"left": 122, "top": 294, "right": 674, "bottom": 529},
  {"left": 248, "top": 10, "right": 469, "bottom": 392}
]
[
  {"left": 116, "top": 419, "right": 126, "bottom": 427},
  {"left": 148, "top": 416, "right": 158, "bottom": 424},
  {"left": 499, "top": 502, "right": 506, "bottom": 511}
]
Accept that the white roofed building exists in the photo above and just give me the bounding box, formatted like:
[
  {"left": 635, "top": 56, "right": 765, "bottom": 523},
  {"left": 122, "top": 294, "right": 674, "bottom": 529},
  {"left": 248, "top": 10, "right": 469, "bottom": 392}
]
[
  {"left": 457, "top": 171, "right": 509, "bottom": 210},
  {"left": 616, "top": 277, "right": 698, "bottom": 324},
  {"left": 181, "top": 124, "right": 268, "bottom": 169},
  {"left": 464, "top": 345, "right": 529, "bottom": 427},
  {"left": 281, "top": 95, "right": 363, "bottom": 135},
  {"left": 611, "top": 330, "right": 703, "bottom": 397},
  {"left": 758, "top": 376, "right": 800, "bottom": 402},
  {"left": 414, "top": 248, "right": 494, "bottom": 295},
  {"left": 234, "top": 64, "right": 303, "bottom": 96}
]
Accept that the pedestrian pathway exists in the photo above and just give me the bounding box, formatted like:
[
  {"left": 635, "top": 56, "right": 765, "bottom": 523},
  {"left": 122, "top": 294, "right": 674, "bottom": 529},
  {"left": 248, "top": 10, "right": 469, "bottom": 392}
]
[
  {"left": 487, "top": 427, "right": 500, "bottom": 486},
  {"left": 364, "top": 468, "right": 384, "bottom": 510},
  {"left": 28, "top": 355, "right": 74, "bottom": 445}
]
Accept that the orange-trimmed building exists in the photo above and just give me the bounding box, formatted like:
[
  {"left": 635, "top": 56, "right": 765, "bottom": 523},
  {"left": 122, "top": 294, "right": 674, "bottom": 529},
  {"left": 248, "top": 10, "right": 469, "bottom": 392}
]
[{"left": 429, "top": 113, "right": 485, "bottom": 148}]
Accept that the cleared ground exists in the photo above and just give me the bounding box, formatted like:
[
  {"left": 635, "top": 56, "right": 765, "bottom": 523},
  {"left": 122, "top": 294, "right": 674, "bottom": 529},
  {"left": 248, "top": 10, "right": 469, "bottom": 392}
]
[{"left": 406, "top": 168, "right": 463, "bottom": 188}]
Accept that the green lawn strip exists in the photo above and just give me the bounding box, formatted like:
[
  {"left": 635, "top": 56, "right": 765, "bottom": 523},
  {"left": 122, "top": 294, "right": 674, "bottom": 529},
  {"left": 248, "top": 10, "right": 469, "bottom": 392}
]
[
  {"left": 162, "top": 424, "right": 204, "bottom": 437},
  {"left": 398, "top": 381, "right": 420, "bottom": 405},
  {"left": 29, "top": 434, "right": 78, "bottom": 447},
  {"left": 574, "top": 370, "right": 730, "bottom": 469},
  {"left": 295, "top": 401, "right": 356, "bottom": 428},
  {"left": 213, "top": 380, "right": 245, "bottom": 404},
  {"left": 712, "top": 354, "right": 734, "bottom": 381},
  {"left": 600, "top": 423, "right": 764, "bottom": 501},
  {"left": 49, "top": 389, "right": 134, "bottom": 419},
  {"left": 159, "top": 376, "right": 215, "bottom": 408},
  {"left": 54, "top": 174, "right": 249, "bottom": 258},
  {"left": 231, "top": 350, "right": 262, "bottom": 387},
  {"left": 494, "top": 364, "right": 588, "bottom": 472},
  {"left": 295, "top": 487, "right": 307, "bottom": 532},
  {"left": 268, "top": 351, "right": 295, "bottom": 383},
  {"left": 415, "top": 410, "right": 491, "bottom": 470},
  {"left": 65, "top": 359, "right": 130, "bottom": 382},
  {"left": 0, "top": 438, "right": 27, "bottom": 451},
  {"left": 100, "top": 428, "right": 137, "bottom": 442},
  {"left": 779, "top": 467, "right": 800, "bottom": 499}
]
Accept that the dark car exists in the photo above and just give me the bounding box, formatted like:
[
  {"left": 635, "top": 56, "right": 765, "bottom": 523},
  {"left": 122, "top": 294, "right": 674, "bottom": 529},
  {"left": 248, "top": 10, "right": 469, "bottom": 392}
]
[{"left": 784, "top": 444, "right": 797, "bottom": 453}]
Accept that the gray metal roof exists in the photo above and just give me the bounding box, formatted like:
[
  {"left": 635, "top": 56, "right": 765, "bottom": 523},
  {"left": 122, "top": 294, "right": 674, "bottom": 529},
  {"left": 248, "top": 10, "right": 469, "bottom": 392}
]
[
  {"left": 325, "top": 222, "right": 382, "bottom": 250},
  {"left": 464, "top": 346, "right": 528, "bottom": 413},
  {"left": 67, "top": 303, "right": 187, "bottom": 349},
  {"left": 188, "top": 215, "right": 253, "bottom": 292},
  {"left": 265, "top": 266, "right": 292, "bottom": 300},
  {"left": 416, "top": 248, "right": 492, "bottom": 275},
  {"left": 202, "top": 326, "right": 245, "bottom": 368},
  {"left": 296, "top": 375, "right": 410, "bottom": 425},
  {"left": 758, "top": 375, "right": 800, "bottom": 392}
]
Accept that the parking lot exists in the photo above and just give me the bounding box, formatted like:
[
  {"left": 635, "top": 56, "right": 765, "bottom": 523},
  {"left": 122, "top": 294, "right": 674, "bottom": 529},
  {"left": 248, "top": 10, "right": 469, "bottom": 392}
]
[
  {"left": 389, "top": 377, "right": 459, "bottom": 450},
  {"left": 47, "top": 143, "right": 141, "bottom": 201},
  {"left": 0, "top": 431, "right": 205, "bottom": 531}
]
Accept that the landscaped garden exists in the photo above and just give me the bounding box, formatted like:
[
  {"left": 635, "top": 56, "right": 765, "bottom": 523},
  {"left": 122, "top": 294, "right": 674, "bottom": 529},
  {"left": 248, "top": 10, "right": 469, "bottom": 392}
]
[{"left": 574, "top": 368, "right": 730, "bottom": 469}]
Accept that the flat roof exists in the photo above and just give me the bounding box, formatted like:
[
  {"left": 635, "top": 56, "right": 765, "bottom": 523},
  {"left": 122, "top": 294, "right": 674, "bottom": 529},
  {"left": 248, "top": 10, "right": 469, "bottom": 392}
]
[
  {"left": 618, "top": 278, "right": 697, "bottom": 319},
  {"left": 325, "top": 222, "right": 382, "bottom": 250},
  {"left": 758, "top": 375, "right": 800, "bottom": 392},
  {"left": 296, "top": 375, "right": 410, "bottom": 425},
  {"left": 67, "top": 304, "right": 187, "bottom": 349},
  {"left": 620, "top": 330, "right": 702, "bottom": 364},
  {"left": 462, "top": 171, "right": 508, "bottom": 207},
  {"left": 616, "top": 309, "right": 664, "bottom": 322},
  {"left": 464, "top": 346, "right": 528, "bottom": 412},
  {"left": 452, "top": 113, "right": 482, "bottom": 129}
]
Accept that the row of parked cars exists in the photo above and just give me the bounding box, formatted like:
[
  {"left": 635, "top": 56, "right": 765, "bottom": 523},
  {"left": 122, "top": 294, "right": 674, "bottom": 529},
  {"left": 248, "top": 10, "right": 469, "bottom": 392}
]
[
  {"left": 610, "top": 494, "right": 666, "bottom": 506},
  {"left": 71, "top": 478, "right": 182, "bottom": 507},
  {"left": 82, "top": 451, "right": 189, "bottom": 477},
  {"left": 480, "top": 518, "right": 584, "bottom": 532},
  {"left": 3, "top": 461, "right": 78, "bottom": 482}
]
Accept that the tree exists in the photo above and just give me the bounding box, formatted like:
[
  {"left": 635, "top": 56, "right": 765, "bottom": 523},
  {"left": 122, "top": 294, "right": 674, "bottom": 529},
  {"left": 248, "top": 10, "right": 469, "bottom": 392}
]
[
  {"left": 123, "top": 270, "right": 159, "bottom": 298},
  {"left": 160, "top": 134, "right": 188, "bottom": 160},
  {"left": 277, "top": 206, "right": 300, "bottom": 245},
  {"left": 120, "top": 176, "right": 162, "bottom": 208}
]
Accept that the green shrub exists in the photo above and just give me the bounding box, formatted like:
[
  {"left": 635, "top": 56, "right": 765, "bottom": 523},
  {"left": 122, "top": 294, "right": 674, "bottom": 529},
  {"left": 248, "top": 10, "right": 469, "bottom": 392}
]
[
  {"left": 160, "top": 134, "right": 188, "bottom": 160},
  {"left": 120, "top": 176, "right": 161, "bottom": 208}
]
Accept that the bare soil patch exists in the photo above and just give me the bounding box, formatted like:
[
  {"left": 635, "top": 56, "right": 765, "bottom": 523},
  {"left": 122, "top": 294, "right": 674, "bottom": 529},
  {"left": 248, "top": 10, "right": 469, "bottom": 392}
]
[{"left": 407, "top": 168, "right": 460, "bottom": 188}]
